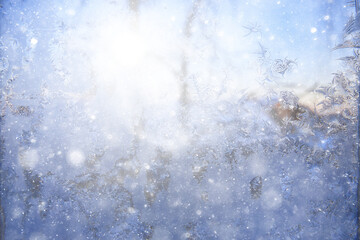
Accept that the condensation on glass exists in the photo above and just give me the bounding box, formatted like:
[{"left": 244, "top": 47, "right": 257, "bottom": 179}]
[{"left": 0, "top": 0, "right": 359, "bottom": 239}]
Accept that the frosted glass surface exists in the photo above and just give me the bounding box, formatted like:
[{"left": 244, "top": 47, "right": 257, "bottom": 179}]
[{"left": 0, "top": 0, "right": 359, "bottom": 239}]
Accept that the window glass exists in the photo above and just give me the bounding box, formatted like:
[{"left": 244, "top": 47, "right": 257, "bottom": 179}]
[{"left": 0, "top": 0, "right": 358, "bottom": 239}]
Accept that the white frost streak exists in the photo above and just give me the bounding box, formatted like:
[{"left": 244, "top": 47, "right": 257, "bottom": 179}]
[{"left": 18, "top": 148, "right": 39, "bottom": 170}]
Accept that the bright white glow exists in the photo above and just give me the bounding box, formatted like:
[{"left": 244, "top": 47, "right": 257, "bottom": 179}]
[
  {"left": 30, "top": 38, "right": 38, "bottom": 46},
  {"left": 61, "top": 13, "right": 184, "bottom": 139},
  {"left": 93, "top": 25, "right": 147, "bottom": 69},
  {"left": 67, "top": 150, "right": 85, "bottom": 167},
  {"left": 310, "top": 27, "right": 317, "bottom": 33}
]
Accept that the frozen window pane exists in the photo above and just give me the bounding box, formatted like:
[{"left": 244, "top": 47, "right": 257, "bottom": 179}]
[{"left": 0, "top": 0, "right": 358, "bottom": 239}]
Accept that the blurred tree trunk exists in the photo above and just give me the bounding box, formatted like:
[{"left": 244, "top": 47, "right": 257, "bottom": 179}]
[
  {"left": 179, "top": 0, "right": 202, "bottom": 127},
  {"left": 129, "top": 0, "right": 139, "bottom": 13},
  {"left": 354, "top": 1, "right": 360, "bottom": 239},
  {"left": 0, "top": 138, "right": 4, "bottom": 240}
]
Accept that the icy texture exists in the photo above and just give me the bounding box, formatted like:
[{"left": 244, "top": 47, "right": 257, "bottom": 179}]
[{"left": 0, "top": 0, "right": 358, "bottom": 239}]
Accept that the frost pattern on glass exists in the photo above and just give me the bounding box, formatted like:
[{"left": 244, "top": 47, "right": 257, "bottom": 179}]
[{"left": 0, "top": 0, "right": 358, "bottom": 239}]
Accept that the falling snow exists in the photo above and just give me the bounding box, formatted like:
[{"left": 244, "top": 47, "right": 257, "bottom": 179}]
[{"left": 0, "top": 0, "right": 358, "bottom": 239}]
